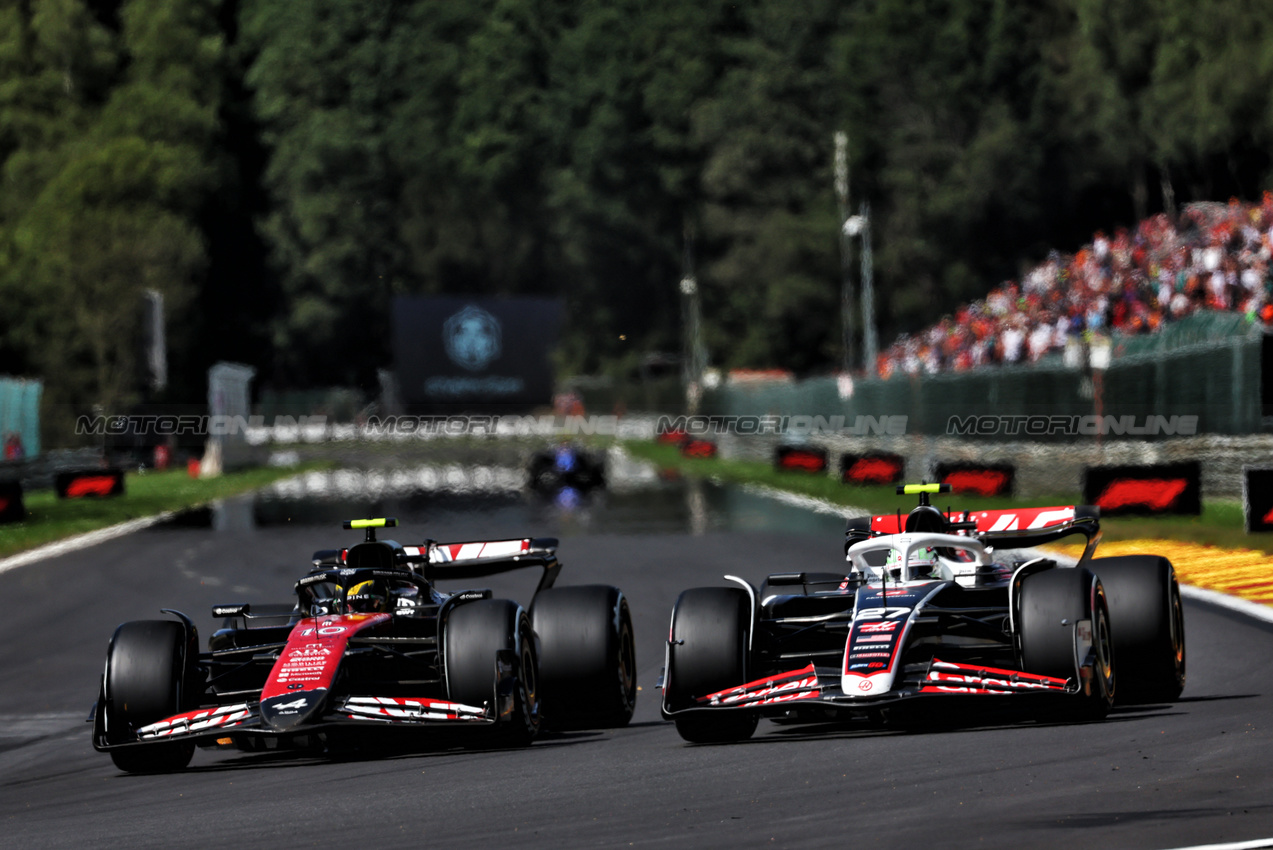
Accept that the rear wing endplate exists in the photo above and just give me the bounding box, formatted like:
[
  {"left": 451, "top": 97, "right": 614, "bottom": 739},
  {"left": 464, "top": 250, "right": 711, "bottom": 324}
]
[
  {"left": 846, "top": 506, "right": 1101, "bottom": 564},
  {"left": 404, "top": 537, "right": 561, "bottom": 595}
]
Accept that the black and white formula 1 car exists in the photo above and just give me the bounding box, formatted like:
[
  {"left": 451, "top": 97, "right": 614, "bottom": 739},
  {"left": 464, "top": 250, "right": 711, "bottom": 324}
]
[
  {"left": 660, "top": 484, "right": 1185, "bottom": 743},
  {"left": 92, "top": 518, "right": 636, "bottom": 772}
]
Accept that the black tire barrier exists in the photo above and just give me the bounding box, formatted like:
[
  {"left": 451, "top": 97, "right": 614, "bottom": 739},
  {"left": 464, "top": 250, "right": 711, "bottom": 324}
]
[
  {"left": 55, "top": 468, "right": 125, "bottom": 499},
  {"left": 840, "top": 452, "right": 905, "bottom": 486},
  {"left": 1243, "top": 467, "right": 1273, "bottom": 532},
  {"left": 1082, "top": 462, "right": 1201, "bottom": 516},
  {"left": 775, "top": 445, "right": 828, "bottom": 473},
  {"left": 0, "top": 479, "right": 24, "bottom": 524}
]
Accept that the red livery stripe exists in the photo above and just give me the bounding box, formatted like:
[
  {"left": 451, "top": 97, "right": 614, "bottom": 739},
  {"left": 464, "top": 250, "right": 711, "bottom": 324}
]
[
  {"left": 260, "top": 613, "right": 390, "bottom": 702},
  {"left": 870, "top": 506, "right": 1076, "bottom": 535},
  {"left": 696, "top": 663, "right": 819, "bottom": 706}
]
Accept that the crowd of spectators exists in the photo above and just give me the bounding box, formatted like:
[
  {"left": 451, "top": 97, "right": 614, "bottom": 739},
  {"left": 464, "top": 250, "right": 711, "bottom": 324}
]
[{"left": 875, "top": 196, "right": 1273, "bottom": 379}]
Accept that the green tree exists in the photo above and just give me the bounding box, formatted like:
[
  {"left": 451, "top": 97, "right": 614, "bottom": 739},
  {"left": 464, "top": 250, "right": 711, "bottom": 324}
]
[
  {"left": 243, "top": 0, "right": 413, "bottom": 387},
  {"left": 1144, "top": 0, "right": 1273, "bottom": 202},
  {"left": 0, "top": 0, "right": 223, "bottom": 430}
]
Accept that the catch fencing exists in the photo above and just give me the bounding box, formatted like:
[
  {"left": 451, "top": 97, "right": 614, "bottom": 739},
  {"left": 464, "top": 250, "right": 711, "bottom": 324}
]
[{"left": 703, "top": 312, "right": 1268, "bottom": 438}]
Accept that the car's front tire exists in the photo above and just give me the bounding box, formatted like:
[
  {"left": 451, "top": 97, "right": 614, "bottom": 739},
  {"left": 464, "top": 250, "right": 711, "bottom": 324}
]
[
  {"left": 1018, "top": 568, "right": 1115, "bottom": 721},
  {"left": 665, "top": 587, "right": 758, "bottom": 743},
  {"left": 104, "top": 620, "right": 196, "bottom": 773},
  {"left": 445, "top": 599, "right": 540, "bottom": 747}
]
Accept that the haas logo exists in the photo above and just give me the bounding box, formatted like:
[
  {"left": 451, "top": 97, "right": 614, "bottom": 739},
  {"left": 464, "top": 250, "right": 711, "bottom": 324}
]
[{"left": 444, "top": 305, "right": 501, "bottom": 371}]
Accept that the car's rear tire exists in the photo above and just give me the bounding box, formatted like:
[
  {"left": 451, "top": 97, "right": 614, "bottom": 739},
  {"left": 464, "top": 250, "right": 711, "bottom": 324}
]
[
  {"left": 1089, "top": 552, "right": 1186, "bottom": 702},
  {"left": 531, "top": 585, "right": 636, "bottom": 729},
  {"left": 1090, "top": 555, "right": 1185, "bottom": 704},
  {"left": 1018, "top": 568, "right": 1115, "bottom": 720},
  {"left": 104, "top": 620, "right": 196, "bottom": 773},
  {"left": 666, "top": 587, "right": 758, "bottom": 743},
  {"left": 446, "top": 599, "right": 540, "bottom": 747}
]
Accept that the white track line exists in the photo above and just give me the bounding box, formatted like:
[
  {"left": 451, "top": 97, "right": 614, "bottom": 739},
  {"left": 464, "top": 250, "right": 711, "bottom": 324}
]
[
  {"left": 1156, "top": 838, "right": 1273, "bottom": 850},
  {"left": 1179, "top": 585, "right": 1273, "bottom": 624},
  {"left": 0, "top": 512, "right": 176, "bottom": 576},
  {"left": 737, "top": 482, "right": 869, "bottom": 519}
]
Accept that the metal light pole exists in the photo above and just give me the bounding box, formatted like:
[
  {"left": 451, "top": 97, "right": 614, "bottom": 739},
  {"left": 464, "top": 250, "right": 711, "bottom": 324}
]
[
  {"left": 681, "top": 225, "right": 707, "bottom": 414},
  {"left": 835, "top": 131, "right": 856, "bottom": 373},
  {"left": 844, "top": 205, "right": 877, "bottom": 375},
  {"left": 859, "top": 201, "right": 877, "bottom": 371},
  {"left": 142, "top": 289, "right": 167, "bottom": 393}
]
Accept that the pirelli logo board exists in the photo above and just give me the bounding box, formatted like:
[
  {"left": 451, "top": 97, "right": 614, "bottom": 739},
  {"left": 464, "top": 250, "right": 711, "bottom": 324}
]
[
  {"left": 934, "top": 462, "right": 1015, "bottom": 497},
  {"left": 0, "top": 480, "right": 24, "bottom": 524},
  {"left": 840, "top": 452, "right": 905, "bottom": 486},
  {"left": 1082, "top": 462, "right": 1201, "bottom": 516},
  {"left": 55, "top": 468, "right": 125, "bottom": 499}
]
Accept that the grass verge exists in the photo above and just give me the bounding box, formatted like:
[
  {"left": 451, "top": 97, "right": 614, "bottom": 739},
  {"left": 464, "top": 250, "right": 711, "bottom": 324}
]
[
  {"left": 622, "top": 441, "right": 1270, "bottom": 554},
  {"left": 0, "top": 464, "right": 326, "bottom": 560}
]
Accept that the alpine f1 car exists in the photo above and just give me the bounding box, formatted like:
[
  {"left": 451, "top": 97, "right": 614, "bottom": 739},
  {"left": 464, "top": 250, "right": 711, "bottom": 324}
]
[
  {"left": 92, "top": 518, "right": 636, "bottom": 772},
  {"left": 660, "top": 484, "right": 1185, "bottom": 743}
]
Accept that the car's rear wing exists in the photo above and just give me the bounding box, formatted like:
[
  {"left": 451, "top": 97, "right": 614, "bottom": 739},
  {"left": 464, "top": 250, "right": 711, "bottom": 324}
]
[
  {"left": 404, "top": 537, "right": 562, "bottom": 595},
  {"left": 846, "top": 506, "right": 1101, "bottom": 564}
]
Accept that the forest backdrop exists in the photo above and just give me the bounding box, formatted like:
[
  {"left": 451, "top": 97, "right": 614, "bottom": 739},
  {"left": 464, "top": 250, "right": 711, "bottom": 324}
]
[{"left": 3, "top": 0, "right": 1273, "bottom": 425}]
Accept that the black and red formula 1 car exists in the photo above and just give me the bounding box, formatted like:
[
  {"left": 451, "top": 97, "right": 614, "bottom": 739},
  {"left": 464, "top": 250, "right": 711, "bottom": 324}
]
[
  {"left": 92, "top": 518, "right": 636, "bottom": 772},
  {"left": 660, "top": 484, "right": 1185, "bottom": 743}
]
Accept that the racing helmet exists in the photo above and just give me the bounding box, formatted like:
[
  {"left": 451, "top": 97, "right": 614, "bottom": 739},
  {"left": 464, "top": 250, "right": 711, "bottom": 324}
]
[
  {"left": 345, "top": 578, "right": 388, "bottom": 613},
  {"left": 885, "top": 546, "right": 940, "bottom": 580},
  {"left": 553, "top": 444, "right": 578, "bottom": 473}
]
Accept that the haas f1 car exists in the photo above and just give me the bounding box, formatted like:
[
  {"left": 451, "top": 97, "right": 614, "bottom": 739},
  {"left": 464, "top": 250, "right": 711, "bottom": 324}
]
[
  {"left": 92, "top": 519, "right": 636, "bottom": 772},
  {"left": 661, "top": 484, "right": 1185, "bottom": 743}
]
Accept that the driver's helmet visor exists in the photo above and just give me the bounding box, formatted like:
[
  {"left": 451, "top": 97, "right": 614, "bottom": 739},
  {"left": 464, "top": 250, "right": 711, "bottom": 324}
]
[
  {"left": 346, "top": 578, "right": 387, "bottom": 613},
  {"left": 885, "top": 546, "right": 939, "bottom": 578}
]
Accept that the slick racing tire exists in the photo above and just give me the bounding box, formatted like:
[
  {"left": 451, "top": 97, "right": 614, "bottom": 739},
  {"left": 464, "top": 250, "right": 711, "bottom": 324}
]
[
  {"left": 104, "top": 620, "right": 196, "bottom": 773},
  {"left": 1090, "top": 555, "right": 1185, "bottom": 703},
  {"left": 666, "top": 587, "right": 758, "bottom": 743},
  {"left": 531, "top": 585, "right": 636, "bottom": 730},
  {"left": 1018, "top": 568, "right": 1115, "bottom": 721},
  {"left": 446, "top": 599, "right": 540, "bottom": 747}
]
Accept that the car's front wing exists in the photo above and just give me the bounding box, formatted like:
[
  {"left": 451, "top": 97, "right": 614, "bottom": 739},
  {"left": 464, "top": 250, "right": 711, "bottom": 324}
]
[
  {"left": 663, "top": 658, "right": 1073, "bottom": 717},
  {"left": 94, "top": 696, "right": 492, "bottom": 751}
]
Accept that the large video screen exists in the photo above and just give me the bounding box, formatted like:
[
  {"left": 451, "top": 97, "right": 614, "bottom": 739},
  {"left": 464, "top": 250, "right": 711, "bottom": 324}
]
[{"left": 392, "top": 297, "right": 562, "bottom": 409}]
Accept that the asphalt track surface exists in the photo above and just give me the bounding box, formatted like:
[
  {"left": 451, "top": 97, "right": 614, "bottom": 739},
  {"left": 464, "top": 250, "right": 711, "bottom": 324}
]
[{"left": 2, "top": 482, "right": 1272, "bottom": 849}]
